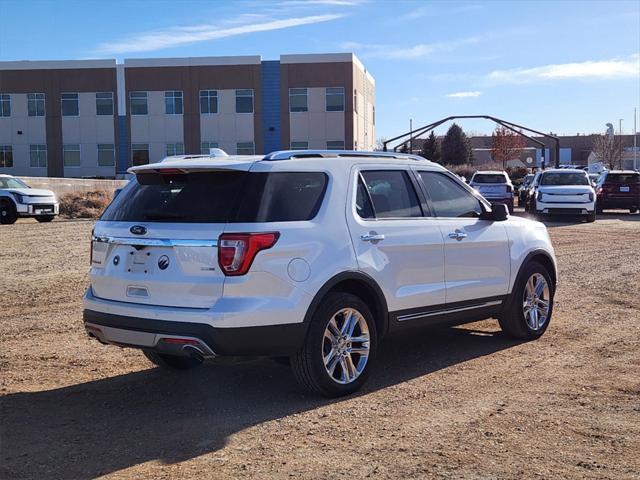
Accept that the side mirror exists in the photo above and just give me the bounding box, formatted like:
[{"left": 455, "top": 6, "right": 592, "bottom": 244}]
[
  {"left": 113, "top": 188, "right": 122, "bottom": 199},
  {"left": 481, "top": 203, "right": 509, "bottom": 222}
]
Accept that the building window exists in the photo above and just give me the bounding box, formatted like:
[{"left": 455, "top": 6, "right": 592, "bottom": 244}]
[
  {"left": 0, "top": 145, "right": 13, "bottom": 168},
  {"left": 326, "top": 87, "right": 345, "bottom": 112},
  {"left": 29, "top": 144, "right": 47, "bottom": 168},
  {"left": 96, "top": 92, "right": 114, "bottom": 116},
  {"left": 63, "top": 144, "right": 81, "bottom": 167},
  {"left": 97, "top": 144, "right": 115, "bottom": 166},
  {"left": 290, "top": 141, "right": 308, "bottom": 150},
  {"left": 166, "top": 142, "right": 184, "bottom": 156},
  {"left": 27, "top": 93, "right": 45, "bottom": 117},
  {"left": 235, "top": 89, "right": 254, "bottom": 113},
  {"left": 165, "top": 91, "right": 183, "bottom": 115},
  {"left": 353, "top": 89, "right": 358, "bottom": 114},
  {"left": 289, "top": 88, "right": 308, "bottom": 112},
  {"left": 61, "top": 93, "right": 79, "bottom": 116},
  {"left": 131, "top": 144, "right": 149, "bottom": 166},
  {"left": 201, "top": 141, "right": 219, "bottom": 154},
  {"left": 200, "top": 90, "right": 218, "bottom": 114},
  {"left": 0, "top": 94, "right": 10, "bottom": 117},
  {"left": 237, "top": 142, "right": 255, "bottom": 155},
  {"left": 129, "top": 91, "right": 148, "bottom": 115},
  {"left": 327, "top": 140, "right": 345, "bottom": 150}
]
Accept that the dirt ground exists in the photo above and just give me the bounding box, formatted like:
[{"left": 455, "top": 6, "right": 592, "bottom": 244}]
[{"left": 1, "top": 211, "right": 639, "bottom": 479}]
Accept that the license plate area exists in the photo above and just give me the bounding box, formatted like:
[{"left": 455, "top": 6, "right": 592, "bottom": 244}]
[
  {"left": 620, "top": 186, "right": 630, "bottom": 192},
  {"left": 128, "top": 249, "right": 152, "bottom": 274}
]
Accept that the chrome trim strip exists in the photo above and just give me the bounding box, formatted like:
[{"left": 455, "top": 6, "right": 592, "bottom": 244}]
[
  {"left": 93, "top": 236, "right": 218, "bottom": 247},
  {"left": 397, "top": 300, "right": 503, "bottom": 322}
]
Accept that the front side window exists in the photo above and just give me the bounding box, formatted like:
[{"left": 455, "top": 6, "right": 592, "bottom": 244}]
[
  {"left": 166, "top": 142, "right": 184, "bottom": 156},
  {"left": 61, "top": 93, "right": 79, "bottom": 116},
  {"left": 290, "top": 141, "right": 308, "bottom": 150},
  {"left": 0, "top": 94, "right": 10, "bottom": 116},
  {"left": 130, "top": 91, "right": 148, "bottom": 115},
  {"left": 29, "top": 144, "right": 47, "bottom": 168},
  {"left": 28, "top": 93, "right": 45, "bottom": 116},
  {"left": 289, "top": 88, "right": 308, "bottom": 112},
  {"left": 97, "top": 144, "right": 115, "bottom": 166},
  {"left": 201, "top": 141, "right": 219, "bottom": 154},
  {"left": 0, "top": 145, "right": 13, "bottom": 168},
  {"left": 360, "top": 170, "right": 422, "bottom": 218},
  {"left": 540, "top": 172, "right": 589, "bottom": 186},
  {"left": 96, "top": 92, "right": 114, "bottom": 115},
  {"left": 326, "top": 87, "right": 344, "bottom": 112},
  {"left": 200, "top": 90, "right": 218, "bottom": 114},
  {"left": 63, "top": 144, "right": 81, "bottom": 167},
  {"left": 131, "top": 143, "right": 149, "bottom": 166},
  {"left": 235, "top": 89, "right": 253, "bottom": 113},
  {"left": 419, "top": 171, "right": 482, "bottom": 218},
  {"left": 165, "top": 91, "right": 183, "bottom": 115},
  {"left": 237, "top": 142, "right": 254, "bottom": 155},
  {"left": 327, "top": 140, "right": 345, "bottom": 150}
]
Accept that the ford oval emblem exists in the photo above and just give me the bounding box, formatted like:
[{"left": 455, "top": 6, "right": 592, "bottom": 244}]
[{"left": 130, "top": 225, "right": 147, "bottom": 235}]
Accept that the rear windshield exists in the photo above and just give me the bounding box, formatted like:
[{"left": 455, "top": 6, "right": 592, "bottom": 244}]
[
  {"left": 472, "top": 174, "right": 507, "bottom": 184},
  {"left": 605, "top": 173, "right": 640, "bottom": 184},
  {"left": 100, "top": 171, "right": 327, "bottom": 223},
  {"left": 540, "top": 172, "right": 589, "bottom": 186}
]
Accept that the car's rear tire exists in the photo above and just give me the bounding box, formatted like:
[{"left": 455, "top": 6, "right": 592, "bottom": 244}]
[
  {"left": 0, "top": 200, "right": 18, "bottom": 225},
  {"left": 586, "top": 210, "right": 596, "bottom": 223},
  {"left": 291, "top": 292, "right": 377, "bottom": 397},
  {"left": 35, "top": 215, "right": 55, "bottom": 223},
  {"left": 499, "top": 261, "right": 554, "bottom": 340},
  {"left": 143, "top": 350, "right": 203, "bottom": 370}
]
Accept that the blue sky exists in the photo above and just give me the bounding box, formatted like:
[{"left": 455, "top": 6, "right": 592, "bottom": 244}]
[{"left": 1, "top": 0, "right": 639, "bottom": 140}]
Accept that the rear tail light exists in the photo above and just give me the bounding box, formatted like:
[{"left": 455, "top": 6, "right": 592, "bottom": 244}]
[
  {"left": 506, "top": 185, "right": 512, "bottom": 193},
  {"left": 596, "top": 187, "right": 603, "bottom": 196},
  {"left": 218, "top": 232, "right": 280, "bottom": 276},
  {"left": 90, "top": 229, "right": 94, "bottom": 266}
]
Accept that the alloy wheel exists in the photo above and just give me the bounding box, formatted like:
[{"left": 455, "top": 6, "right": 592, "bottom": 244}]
[{"left": 322, "top": 308, "right": 370, "bottom": 384}]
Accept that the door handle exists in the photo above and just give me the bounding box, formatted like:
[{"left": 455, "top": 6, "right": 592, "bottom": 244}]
[
  {"left": 361, "top": 231, "right": 385, "bottom": 243},
  {"left": 448, "top": 230, "right": 468, "bottom": 241}
]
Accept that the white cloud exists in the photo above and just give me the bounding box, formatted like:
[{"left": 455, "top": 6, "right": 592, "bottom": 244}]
[
  {"left": 487, "top": 56, "right": 639, "bottom": 83},
  {"left": 94, "top": 14, "right": 345, "bottom": 55},
  {"left": 340, "top": 36, "right": 481, "bottom": 60},
  {"left": 446, "top": 91, "right": 482, "bottom": 98}
]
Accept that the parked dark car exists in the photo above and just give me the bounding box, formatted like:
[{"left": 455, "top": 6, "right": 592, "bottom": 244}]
[{"left": 595, "top": 171, "right": 640, "bottom": 213}]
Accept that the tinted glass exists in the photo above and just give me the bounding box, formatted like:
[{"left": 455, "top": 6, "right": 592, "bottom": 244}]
[
  {"left": 361, "top": 170, "right": 422, "bottom": 218},
  {"left": 473, "top": 173, "right": 507, "bottom": 183},
  {"left": 289, "top": 88, "right": 308, "bottom": 112},
  {"left": 234, "top": 172, "right": 327, "bottom": 222},
  {"left": 101, "top": 171, "right": 247, "bottom": 223},
  {"left": 326, "top": 87, "right": 344, "bottom": 111},
  {"left": 540, "top": 172, "right": 589, "bottom": 185},
  {"left": 419, "top": 171, "right": 482, "bottom": 218},
  {"left": 96, "top": 93, "right": 113, "bottom": 115},
  {"left": 236, "top": 90, "right": 253, "bottom": 113},
  {"left": 0, "top": 176, "right": 27, "bottom": 188},
  {"left": 61, "top": 94, "right": 79, "bottom": 116},
  {"left": 605, "top": 173, "right": 640, "bottom": 184},
  {"left": 130, "top": 92, "right": 148, "bottom": 115},
  {"left": 355, "top": 177, "right": 374, "bottom": 219}
]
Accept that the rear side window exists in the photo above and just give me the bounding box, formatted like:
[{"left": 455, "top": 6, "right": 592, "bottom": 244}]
[
  {"left": 360, "top": 170, "right": 422, "bottom": 218},
  {"left": 605, "top": 173, "right": 640, "bottom": 184},
  {"left": 472, "top": 174, "right": 507, "bottom": 184},
  {"left": 418, "top": 171, "right": 482, "bottom": 218},
  {"left": 101, "top": 171, "right": 246, "bottom": 222},
  {"left": 234, "top": 172, "right": 327, "bottom": 222}
]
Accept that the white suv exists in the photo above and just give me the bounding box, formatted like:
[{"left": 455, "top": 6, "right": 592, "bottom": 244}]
[
  {"left": 532, "top": 169, "right": 596, "bottom": 222},
  {"left": 0, "top": 174, "right": 59, "bottom": 224},
  {"left": 84, "top": 150, "right": 557, "bottom": 397}
]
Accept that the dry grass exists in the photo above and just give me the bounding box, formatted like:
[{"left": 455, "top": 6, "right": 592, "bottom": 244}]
[{"left": 59, "top": 190, "right": 112, "bottom": 219}]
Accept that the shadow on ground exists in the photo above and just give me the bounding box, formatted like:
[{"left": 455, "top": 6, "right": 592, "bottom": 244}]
[
  {"left": 1, "top": 326, "right": 519, "bottom": 479},
  {"left": 513, "top": 209, "right": 639, "bottom": 227}
]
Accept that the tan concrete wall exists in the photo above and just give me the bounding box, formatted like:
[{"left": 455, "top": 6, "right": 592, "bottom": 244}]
[
  {"left": 199, "top": 89, "right": 255, "bottom": 154},
  {"left": 352, "top": 64, "right": 375, "bottom": 151},
  {"left": 18, "top": 176, "right": 127, "bottom": 197},
  {"left": 289, "top": 87, "right": 345, "bottom": 149}
]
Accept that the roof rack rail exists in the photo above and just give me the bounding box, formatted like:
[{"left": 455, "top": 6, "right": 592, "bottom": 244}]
[{"left": 262, "top": 150, "right": 427, "bottom": 162}]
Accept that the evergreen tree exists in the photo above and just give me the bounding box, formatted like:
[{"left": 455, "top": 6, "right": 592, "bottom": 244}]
[
  {"left": 420, "top": 131, "right": 441, "bottom": 162},
  {"left": 441, "top": 123, "right": 472, "bottom": 165}
]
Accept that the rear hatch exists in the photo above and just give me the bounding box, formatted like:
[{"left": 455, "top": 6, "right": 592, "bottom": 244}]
[
  {"left": 538, "top": 185, "right": 592, "bottom": 203},
  {"left": 90, "top": 166, "right": 250, "bottom": 309},
  {"left": 602, "top": 173, "right": 640, "bottom": 200},
  {"left": 471, "top": 174, "right": 510, "bottom": 198}
]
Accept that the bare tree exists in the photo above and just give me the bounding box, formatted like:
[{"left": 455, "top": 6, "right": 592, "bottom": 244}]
[
  {"left": 592, "top": 134, "right": 623, "bottom": 169},
  {"left": 375, "top": 137, "right": 388, "bottom": 151},
  {"left": 491, "top": 126, "right": 526, "bottom": 170}
]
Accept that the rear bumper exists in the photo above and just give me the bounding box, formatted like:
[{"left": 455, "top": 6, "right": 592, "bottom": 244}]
[
  {"left": 597, "top": 197, "right": 640, "bottom": 209},
  {"left": 83, "top": 308, "right": 306, "bottom": 357},
  {"left": 536, "top": 201, "right": 594, "bottom": 215}
]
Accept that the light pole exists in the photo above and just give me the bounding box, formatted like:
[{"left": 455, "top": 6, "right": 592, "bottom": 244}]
[{"left": 619, "top": 118, "right": 623, "bottom": 135}]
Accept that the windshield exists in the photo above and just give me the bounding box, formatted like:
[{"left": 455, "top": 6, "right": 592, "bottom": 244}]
[
  {"left": 0, "top": 177, "right": 28, "bottom": 189},
  {"left": 472, "top": 174, "right": 507, "bottom": 184},
  {"left": 540, "top": 172, "right": 589, "bottom": 186}
]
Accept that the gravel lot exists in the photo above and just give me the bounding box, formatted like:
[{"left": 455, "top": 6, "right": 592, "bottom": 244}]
[{"left": 1, "top": 212, "right": 639, "bottom": 479}]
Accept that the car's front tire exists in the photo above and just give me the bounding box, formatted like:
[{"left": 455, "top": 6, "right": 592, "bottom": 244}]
[
  {"left": 35, "top": 215, "right": 55, "bottom": 223},
  {"left": 499, "top": 261, "right": 554, "bottom": 340},
  {"left": 143, "top": 350, "right": 203, "bottom": 370},
  {"left": 292, "top": 292, "right": 377, "bottom": 397},
  {"left": 0, "top": 200, "right": 18, "bottom": 225},
  {"left": 586, "top": 210, "right": 596, "bottom": 223}
]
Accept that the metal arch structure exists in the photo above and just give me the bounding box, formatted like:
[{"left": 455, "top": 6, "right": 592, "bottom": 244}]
[{"left": 382, "top": 115, "right": 561, "bottom": 169}]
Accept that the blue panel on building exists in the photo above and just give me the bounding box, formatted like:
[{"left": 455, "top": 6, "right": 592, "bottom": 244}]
[
  {"left": 261, "top": 61, "right": 281, "bottom": 154},
  {"left": 117, "top": 115, "right": 129, "bottom": 174},
  {"left": 535, "top": 148, "right": 551, "bottom": 167},
  {"left": 560, "top": 148, "right": 572, "bottom": 164}
]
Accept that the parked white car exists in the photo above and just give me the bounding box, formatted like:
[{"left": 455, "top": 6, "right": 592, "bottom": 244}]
[
  {"left": 84, "top": 150, "right": 557, "bottom": 397},
  {"left": 469, "top": 171, "right": 514, "bottom": 213},
  {"left": 533, "top": 169, "right": 596, "bottom": 222},
  {"left": 0, "top": 174, "right": 59, "bottom": 224}
]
